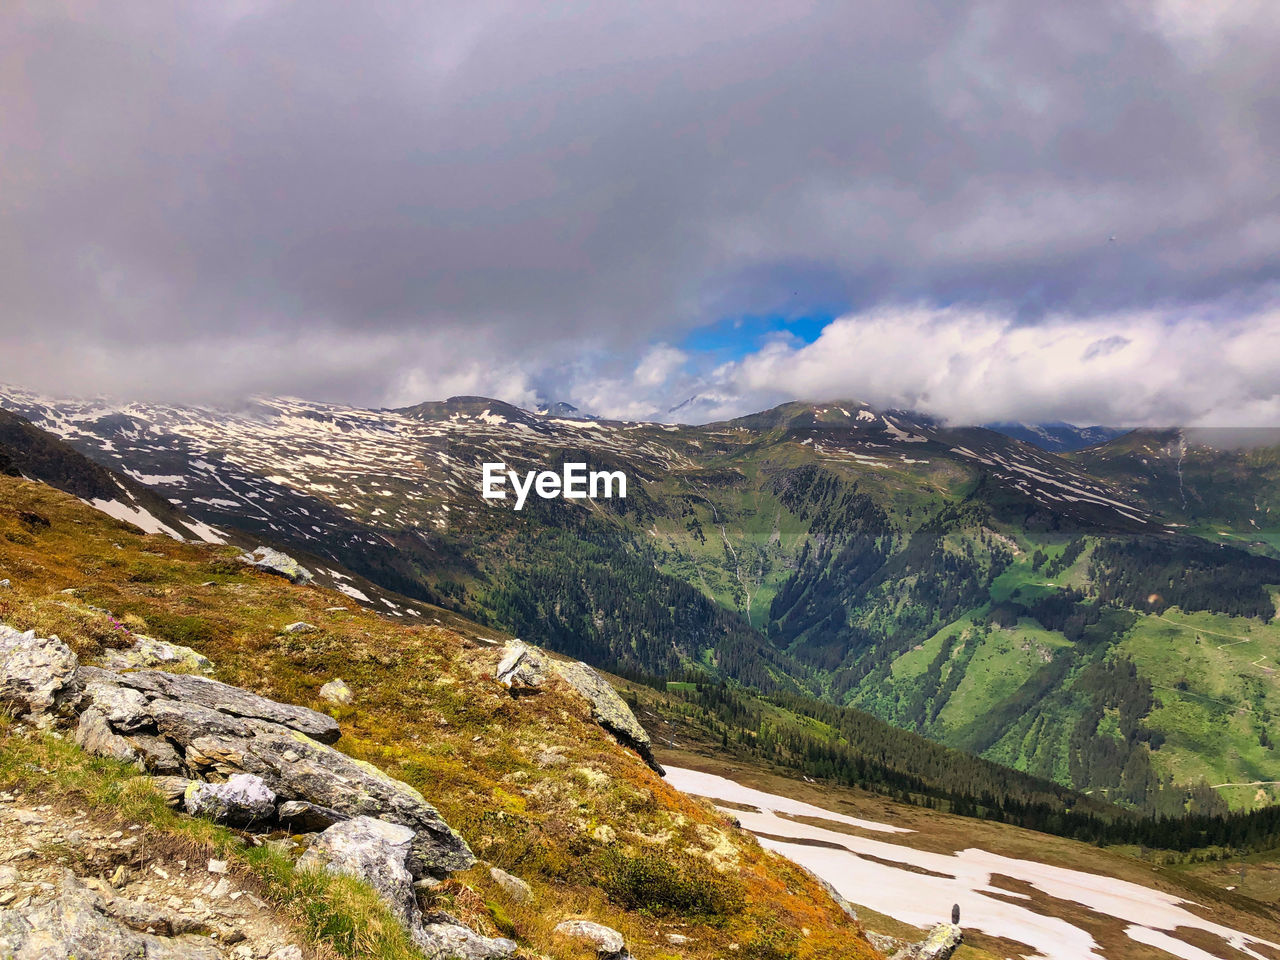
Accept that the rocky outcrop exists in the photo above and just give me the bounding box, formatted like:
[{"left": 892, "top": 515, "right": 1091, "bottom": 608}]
[
  {"left": 100, "top": 636, "right": 214, "bottom": 674},
  {"left": 553, "top": 919, "right": 629, "bottom": 958},
  {"left": 299, "top": 817, "right": 419, "bottom": 926},
  {"left": 905, "top": 923, "right": 963, "bottom": 960},
  {"left": 80, "top": 666, "right": 341, "bottom": 744},
  {"left": 495, "top": 641, "right": 548, "bottom": 692},
  {"left": 494, "top": 641, "right": 663, "bottom": 773},
  {"left": 552, "top": 660, "right": 663, "bottom": 775},
  {"left": 300, "top": 818, "right": 516, "bottom": 959},
  {"left": 0, "top": 625, "right": 80, "bottom": 720},
  {"left": 874, "top": 923, "right": 963, "bottom": 960},
  {"left": 1, "top": 624, "right": 490, "bottom": 949},
  {"left": 70, "top": 664, "right": 473, "bottom": 877},
  {"left": 237, "top": 547, "right": 313, "bottom": 585}
]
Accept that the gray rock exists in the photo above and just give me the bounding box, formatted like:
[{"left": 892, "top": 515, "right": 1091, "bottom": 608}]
[
  {"left": 80, "top": 678, "right": 153, "bottom": 733},
  {"left": 0, "top": 579, "right": 10, "bottom": 589},
  {"left": 282, "top": 622, "right": 317, "bottom": 635},
  {"left": 277, "top": 800, "right": 349, "bottom": 832},
  {"left": 318, "top": 678, "right": 353, "bottom": 705},
  {"left": 0, "top": 871, "right": 224, "bottom": 960},
  {"left": 299, "top": 817, "right": 418, "bottom": 926},
  {"left": 890, "top": 923, "right": 963, "bottom": 960},
  {"left": 553, "top": 919, "right": 628, "bottom": 958},
  {"left": 489, "top": 866, "right": 531, "bottom": 903},
  {"left": 184, "top": 773, "right": 277, "bottom": 826},
  {"left": 416, "top": 913, "right": 517, "bottom": 959},
  {"left": 74, "top": 707, "right": 141, "bottom": 766},
  {"left": 100, "top": 636, "right": 214, "bottom": 675},
  {"left": 84, "top": 667, "right": 340, "bottom": 744},
  {"left": 551, "top": 660, "right": 663, "bottom": 774},
  {"left": 0, "top": 625, "right": 80, "bottom": 719},
  {"left": 220, "top": 729, "right": 474, "bottom": 877},
  {"left": 238, "top": 546, "right": 313, "bottom": 585},
  {"left": 495, "top": 641, "right": 548, "bottom": 692}
]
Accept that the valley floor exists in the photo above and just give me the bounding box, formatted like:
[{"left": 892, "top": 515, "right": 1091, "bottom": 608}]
[{"left": 657, "top": 749, "right": 1280, "bottom": 960}]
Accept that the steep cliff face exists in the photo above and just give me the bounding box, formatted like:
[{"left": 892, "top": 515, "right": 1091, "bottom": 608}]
[{"left": 0, "top": 471, "right": 884, "bottom": 960}]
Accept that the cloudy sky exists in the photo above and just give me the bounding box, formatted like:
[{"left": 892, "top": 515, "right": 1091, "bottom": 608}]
[{"left": 3, "top": 1, "right": 1279, "bottom": 425}]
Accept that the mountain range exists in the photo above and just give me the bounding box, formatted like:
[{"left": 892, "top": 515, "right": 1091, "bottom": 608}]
[{"left": 2, "top": 386, "right": 1278, "bottom": 818}]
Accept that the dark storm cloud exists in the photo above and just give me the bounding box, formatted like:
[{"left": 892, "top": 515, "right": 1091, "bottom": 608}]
[{"left": 2, "top": 1, "right": 1279, "bottom": 419}]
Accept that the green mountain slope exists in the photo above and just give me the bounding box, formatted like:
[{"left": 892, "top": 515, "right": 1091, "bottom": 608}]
[{"left": 4, "top": 391, "right": 1279, "bottom": 813}]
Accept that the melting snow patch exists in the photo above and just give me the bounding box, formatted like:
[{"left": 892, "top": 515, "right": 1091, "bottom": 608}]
[
  {"left": 84, "top": 498, "right": 186, "bottom": 541},
  {"left": 335, "top": 582, "right": 371, "bottom": 602}
]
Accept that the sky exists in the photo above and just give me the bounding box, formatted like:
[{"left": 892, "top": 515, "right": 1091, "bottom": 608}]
[{"left": 2, "top": 1, "right": 1279, "bottom": 426}]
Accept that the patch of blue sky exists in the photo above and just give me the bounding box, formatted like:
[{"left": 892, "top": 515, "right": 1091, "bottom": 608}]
[{"left": 680, "top": 312, "right": 836, "bottom": 362}]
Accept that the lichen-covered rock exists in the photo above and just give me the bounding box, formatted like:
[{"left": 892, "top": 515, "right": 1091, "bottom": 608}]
[
  {"left": 0, "top": 625, "right": 80, "bottom": 719},
  {"left": 890, "top": 923, "right": 963, "bottom": 960},
  {"left": 299, "top": 817, "right": 419, "bottom": 926},
  {"left": 495, "top": 641, "right": 547, "bottom": 692},
  {"left": 282, "top": 622, "right": 317, "bottom": 635},
  {"left": 489, "top": 866, "right": 531, "bottom": 903},
  {"left": 318, "top": 678, "right": 353, "bottom": 705},
  {"left": 416, "top": 912, "right": 517, "bottom": 959},
  {"left": 298, "top": 820, "right": 513, "bottom": 958},
  {"left": 184, "top": 773, "right": 277, "bottom": 826},
  {"left": 100, "top": 635, "right": 214, "bottom": 674},
  {"left": 83, "top": 667, "right": 340, "bottom": 744},
  {"left": 553, "top": 919, "right": 628, "bottom": 958},
  {"left": 551, "top": 660, "right": 663, "bottom": 774},
  {"left": 71, "top": 666, "right": 473, "bottom": 877},
  {"left": 238, "top": 546, "right": 313, "bottom": 585}
]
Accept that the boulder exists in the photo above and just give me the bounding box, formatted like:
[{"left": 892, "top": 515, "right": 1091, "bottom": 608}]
[
  {"left": 0, "top": 625, "right": 80, "bottom": 719},
  {"left": 73, "top": 667, "right": 474, "bottom": 878},
  {"left": 282, "top": 622, "right": 317, "bottom": 635},
  {"left": 416, "top": 913, "right": 517, "bottom": 959},
  {"left": 553, "top": 919, "right": 628, "bottom": 958},
  {"left": 495, "top": 641, "right": 548, "bottom": 692},
  {"left": 82, "top": 667, "right": 340, "bottom": 744},
  {"left": 489, "top": 866, "right": 531, "bottom": 903},
  {"left": 184, "top": 773, "right": 277, "bottom": 826},
  {"left": 890, "top": 923, "right": 963, "bottom": 960},
  {"left": 318, "top": 678, "right": 353, "bottom": 705},
  {"left": 299, "top": 817, "right": 419, "bottom": 926},
  {"left": 100, "top": 636, "right": 214, "bottom": 675},
  {"left": 551, "top": 661, "right": 663, "bottom": 774},
  {"left": 300, "top": 820, "right": 514, "bottom": 959},
  {"left": 238, "top": 546, "right": 313, "bottom": 585}
]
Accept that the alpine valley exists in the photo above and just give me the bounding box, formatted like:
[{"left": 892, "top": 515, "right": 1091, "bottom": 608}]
[{"left": 3, "top": 387, "right": 1279, "bottom": 820}]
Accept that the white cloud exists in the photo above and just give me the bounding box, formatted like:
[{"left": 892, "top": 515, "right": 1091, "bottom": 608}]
[{"left": 705, "top": 304, "right": 1280, "bottom": 427}]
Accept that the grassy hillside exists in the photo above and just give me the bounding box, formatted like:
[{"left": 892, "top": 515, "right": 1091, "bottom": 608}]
[{"left": 0, "top": 472, "right": 879, "bottom": 960}]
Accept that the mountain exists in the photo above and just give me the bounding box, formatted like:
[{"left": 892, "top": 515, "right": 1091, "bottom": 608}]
[
  {"left": 5, "top": 458, "right": 1280, "bottom": 960},
  {"left": 3, "top": 386, "right": 1279, "bottom": 816},
  {"left": 985, "top": 420, "right": 1129, "bottom": 452}
]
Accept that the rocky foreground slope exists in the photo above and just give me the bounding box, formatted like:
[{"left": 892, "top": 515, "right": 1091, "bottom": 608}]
[{"left": 0, "top": 471, "right": 939, "bottom": 959}]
